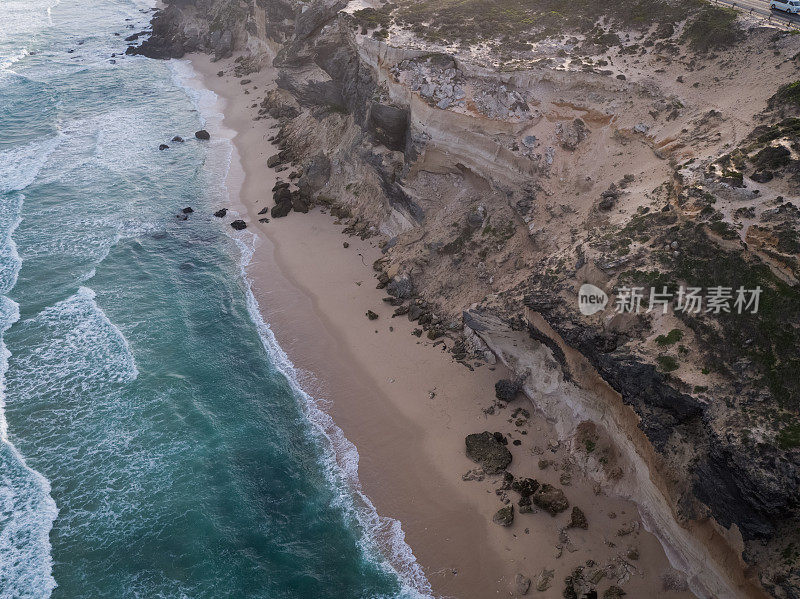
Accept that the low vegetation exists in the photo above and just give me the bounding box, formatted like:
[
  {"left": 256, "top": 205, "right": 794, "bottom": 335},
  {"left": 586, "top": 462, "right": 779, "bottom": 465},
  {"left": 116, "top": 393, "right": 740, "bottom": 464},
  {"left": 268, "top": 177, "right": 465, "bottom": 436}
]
[
  {"left": 388, "top": 0, "right": 740, "bottom": 51},
  {"left": 769, "top": 80, "right": 800, "bottom": 109}
]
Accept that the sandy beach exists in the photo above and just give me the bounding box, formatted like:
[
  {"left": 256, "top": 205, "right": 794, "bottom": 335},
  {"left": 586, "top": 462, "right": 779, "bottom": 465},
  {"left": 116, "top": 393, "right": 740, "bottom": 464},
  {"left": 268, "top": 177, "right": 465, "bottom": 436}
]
[{"left": 187, "top": 52, "right": 695, "bottom": 599}]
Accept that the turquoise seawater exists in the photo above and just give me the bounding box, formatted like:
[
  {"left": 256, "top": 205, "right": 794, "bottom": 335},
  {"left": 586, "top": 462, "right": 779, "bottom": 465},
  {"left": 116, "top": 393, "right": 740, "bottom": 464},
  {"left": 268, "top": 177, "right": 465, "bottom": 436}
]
[{"left": 0, "top": 1, "right": 429, "bottom": 597}]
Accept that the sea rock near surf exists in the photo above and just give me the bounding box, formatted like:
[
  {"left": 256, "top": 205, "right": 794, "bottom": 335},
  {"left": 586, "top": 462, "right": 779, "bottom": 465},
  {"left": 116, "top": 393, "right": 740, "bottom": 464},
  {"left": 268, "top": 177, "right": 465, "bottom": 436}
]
[
  {"left": 214, "top": 208, "right": 227, "bottom": 218},
  {"left": 230, "top": 219, "right": 247, "bottom": 230},
  {"left": 195, "top": 129, "right": 211, "bottom": 141},
  {"left": 465, "top": 431, "right": 512, "bottom": 474}
]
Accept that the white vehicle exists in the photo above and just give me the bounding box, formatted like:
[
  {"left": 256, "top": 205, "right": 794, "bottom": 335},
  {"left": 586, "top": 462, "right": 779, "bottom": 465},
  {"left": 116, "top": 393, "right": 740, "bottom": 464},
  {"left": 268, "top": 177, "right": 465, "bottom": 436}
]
[{"left": 771, "top": 0, "right": 800, "bottom": 13}]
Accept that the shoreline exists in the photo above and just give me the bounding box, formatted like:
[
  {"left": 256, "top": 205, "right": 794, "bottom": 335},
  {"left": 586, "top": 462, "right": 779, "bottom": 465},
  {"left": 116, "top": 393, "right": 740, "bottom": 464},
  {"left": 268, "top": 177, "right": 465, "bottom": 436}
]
[{"left": 185, "top": 52, "right": 696, "bottom": 599}]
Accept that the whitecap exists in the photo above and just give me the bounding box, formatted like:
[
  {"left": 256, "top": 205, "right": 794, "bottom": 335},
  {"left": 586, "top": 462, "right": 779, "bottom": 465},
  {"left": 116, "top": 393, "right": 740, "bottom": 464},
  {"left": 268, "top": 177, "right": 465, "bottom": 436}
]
[
  {"left": 0, "top": 296, "right": 59, "bottom": 599},
  {"left": 11, "top": 287, "right": 139, "bottom": 398},
  {"left": 0, "top": 136, "right": 61, "bottom": 195}
]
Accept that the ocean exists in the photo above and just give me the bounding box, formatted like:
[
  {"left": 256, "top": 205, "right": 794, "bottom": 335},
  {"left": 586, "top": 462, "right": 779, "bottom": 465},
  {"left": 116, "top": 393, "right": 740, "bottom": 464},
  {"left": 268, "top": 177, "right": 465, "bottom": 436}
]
[{"left": 0, "top": 0, "right": 430, "bottom": 597}]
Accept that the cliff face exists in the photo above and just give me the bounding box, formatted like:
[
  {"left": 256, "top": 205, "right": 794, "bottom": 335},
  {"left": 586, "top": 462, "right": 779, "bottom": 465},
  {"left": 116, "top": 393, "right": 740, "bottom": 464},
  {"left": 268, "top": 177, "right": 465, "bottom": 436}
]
[{"left": 132, "top": 1, "right": 800, "bottom": 596}]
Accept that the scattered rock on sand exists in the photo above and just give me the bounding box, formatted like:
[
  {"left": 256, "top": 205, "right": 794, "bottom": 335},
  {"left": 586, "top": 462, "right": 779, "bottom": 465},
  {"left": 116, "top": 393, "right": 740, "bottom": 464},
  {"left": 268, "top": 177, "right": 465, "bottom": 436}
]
[
  {"left": 493, "top": 505, "right": 514, "bottom": 526},
  {"left": 532, "top": 483, "right": 569, "bottom": 515},
  {"left": 195, "top": 129, "right": 210, "bottom": 140},
  {"left": 495, "top": 378, "right": 522, "bottom": 402},
  {"left": 230, "top": 220, "right": 247, "bottom": 230},
  {"left": 465, "top": 431, "right": 512, "bottom": 474},
  {"left": 568, "top": 506, "right": 588, "bottom": 529},
  {"left": 366, "top": 310, "right": 379, "bottom": 320},
  {"left": 214, "top": 208, "right": 227, "bottom": 218},
  {"left": 258, "top": 207, "right": 268, "bottom": 215},
  {"left": 535, "top": 569, "right": 554, "bottom": 592},
  {"left": 603, "top": 585, "right": 626, "bottom": 598},
  {"left": 513, "top": 573, "right": 531, "bottom": 595}
]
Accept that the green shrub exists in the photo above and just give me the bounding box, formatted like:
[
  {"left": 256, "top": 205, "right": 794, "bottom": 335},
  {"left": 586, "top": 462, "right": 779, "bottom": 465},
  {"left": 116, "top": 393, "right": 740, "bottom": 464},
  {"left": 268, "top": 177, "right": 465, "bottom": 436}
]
[
  {"left": 681, "top": 5, "right": 740, "bottom": 52},
  {"left": 656, "top": 328, "right": 684, "bottom": 346},
  {"left": 777, "top": 423, "right": 800, "bottom": 449},
  {"left": 770, "top": 81, "right": 800, "bottom": 108},
  {"left": 657, "top": 355, "right": 679, "bottom": 372}
]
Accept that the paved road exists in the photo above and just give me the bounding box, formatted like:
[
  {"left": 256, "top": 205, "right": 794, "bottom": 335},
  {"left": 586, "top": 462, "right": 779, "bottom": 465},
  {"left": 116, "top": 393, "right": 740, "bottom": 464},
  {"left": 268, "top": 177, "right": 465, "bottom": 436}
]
[{"left": 712, "top": 0, "right": 800, "bottom": 26}]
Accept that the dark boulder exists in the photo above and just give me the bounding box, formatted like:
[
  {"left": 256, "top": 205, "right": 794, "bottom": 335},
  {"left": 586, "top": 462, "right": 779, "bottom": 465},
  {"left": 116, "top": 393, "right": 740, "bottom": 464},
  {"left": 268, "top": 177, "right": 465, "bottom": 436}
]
[
  {"left": 195, "top": 129, "right": 210, "bottom": 141},
  {"left": 158, "top": 144, "right": 169, "bottom": 151},
  {"left": 171, "top": 136, "right": 184, "bottom": 143},
  {"left": 386, "top": 275, "right": 414, "bottom": 300},
  {"left": 271, "top": 201, "right": 292, "bottom": 218},
  {"left": 513, "top": 573, "right": 531, "bottom": 595},
  {"left": 181, "top": 207, "right": 193, "bottom": 214},
  {"left": 568, "top": 506, "right": 588, "bottom": 529},
  {"left": 267, "top": 154, "right": 283, "bottom": 168},
  {"left": 531, "top": 483, "right": 569, "bottom": 515},
  {"left": 492, "top": 505, "right": 514, "bottom": 526},
  {"left": 274, "top": 187, "right": 292, "bottom": 203},
  {"left": 495, "top": 379, "right": 522, "bottom": 402},
  {"left": 465, "top": 431, "right": 512, "bottom": 474},
  {"left": 214, "top": 208, "right": 228, "bottom": 218},
  {"left": 511, "top": 477, "right": 540, "bottom": 497},
  {"left": 292, "top": 196, "right": 309, "bottom": 213},
  {"left": 230, "top": 220, "right": 247, "bottom": 230},
  {"left": 258, "top": 207, "right": 269, "bottom": 215}
]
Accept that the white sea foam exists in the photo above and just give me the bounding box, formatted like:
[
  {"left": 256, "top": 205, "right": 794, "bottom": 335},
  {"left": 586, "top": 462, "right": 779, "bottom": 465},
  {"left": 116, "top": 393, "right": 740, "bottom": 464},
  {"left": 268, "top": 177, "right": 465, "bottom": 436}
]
[
  {"left": 168, "top": 60, "right": 225, "bottom": 128},
  {"left": 0, "top": 295, "right": 59, "bottom": 599},
  {"left": 13, "top": 287, "right": 139, "bottom": 397},
  {"left": 0, "top": 136, "right": 61, "bottom": 195},
  {"left": 0, "top": 48, "right": 28, "bottom": 74}
]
